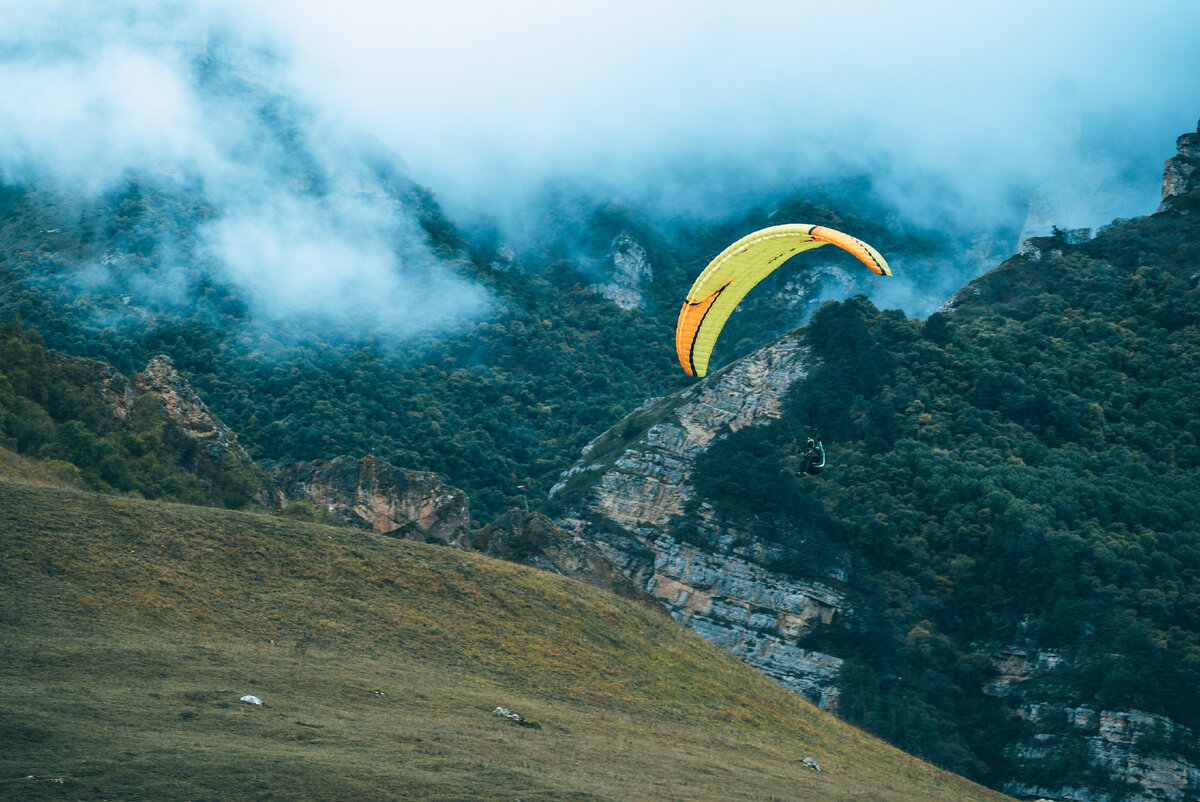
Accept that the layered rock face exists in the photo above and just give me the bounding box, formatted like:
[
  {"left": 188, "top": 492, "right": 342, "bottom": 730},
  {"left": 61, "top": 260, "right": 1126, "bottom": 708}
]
[
  {"left": 549, "top": 333, "right": 848, "bottom": 708},
  {"left": 554, "top": 333, "right": 808, "bottom": 526},
  {"left": 645, "top": 532, "right": 845, "bottom": 708},
  {"left": 264, "top": 455, "right": 471, "bottom": 545},
  {"left": 986, "top": 648, "right": 1200, "bottom": 802},
  {"left": 1004, "top": 706, "right": 1199, "bottom": 802}
]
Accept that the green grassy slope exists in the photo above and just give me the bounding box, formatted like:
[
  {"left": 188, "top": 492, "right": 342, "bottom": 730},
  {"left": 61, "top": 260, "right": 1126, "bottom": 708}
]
[
  {"left": 0, "top": 445, "right": 79, "bottom": 490},
  {"left": 0, "top": 480, "right": 1010, "bottom": 801}
]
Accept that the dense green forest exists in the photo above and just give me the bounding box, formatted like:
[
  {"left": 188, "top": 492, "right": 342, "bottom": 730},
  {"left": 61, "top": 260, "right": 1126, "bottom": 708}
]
[
  {"left": 689, "top": 204, "right": 1200, "bottom": 782},
  {"left": 0, "top": 322, "right": 259, "bottom": 506}
]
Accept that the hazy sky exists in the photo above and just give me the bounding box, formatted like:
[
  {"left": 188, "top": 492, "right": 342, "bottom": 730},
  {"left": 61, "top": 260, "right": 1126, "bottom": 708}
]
[
  {"left": 3, "top": 0, "right": 1200, "bottom": 325},
  {"left": 246, "top": 0, "right": 1200, "bottom": 228},
  {"left": 7, "top": 0, "right": 1199, "bottom": 220}
]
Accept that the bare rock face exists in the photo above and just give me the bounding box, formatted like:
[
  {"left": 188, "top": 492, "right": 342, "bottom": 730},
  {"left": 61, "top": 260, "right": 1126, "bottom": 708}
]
[
  {"left": 1161, "top": 119, "right": 1200, "bottom": 208},
  {"left": 553, "top": 333, "right": 809, "bottom": 526},
  {"left": 646, "top": 531, "right": 845, "bottom": 709},
  {"left": 592, "top": 232, "right": 652, "bottom": 311},
  {"left": 265, "top": 455, "right": 470, "bottom": 544},
  {"left": 546, "top": 332, "right": 847, "bottom": 709},
  {"left": 983, "top": 648, "right": 1200, "bottom": 802},
  {"left": 996, "top": 688, "right": 1199, "bottom": 799},
  {"left": 134, "top": 355, "right": 253, "bottom": 468}
]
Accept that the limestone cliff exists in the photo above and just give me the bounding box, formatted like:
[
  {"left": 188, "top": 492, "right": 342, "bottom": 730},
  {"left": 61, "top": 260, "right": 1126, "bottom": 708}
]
[
  {"left": 546, "top": 332, "right": 848, "bottom": 709},
  {"left": 985, "top": 648, "right": 1200, "bottom": 802},
  {"left": 264, "top": 455, "right": 471, "bottom": 544}
]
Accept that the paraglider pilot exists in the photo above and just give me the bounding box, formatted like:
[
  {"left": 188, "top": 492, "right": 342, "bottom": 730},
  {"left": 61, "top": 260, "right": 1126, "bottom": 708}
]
[{"left": 796, "top": 437, "right": 825, "bottom": 477}]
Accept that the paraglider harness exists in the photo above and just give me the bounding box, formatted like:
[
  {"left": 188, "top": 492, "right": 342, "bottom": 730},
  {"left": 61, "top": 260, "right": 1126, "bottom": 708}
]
[{"left": 794, "top": 426, "right": 825, "bottom": 477}]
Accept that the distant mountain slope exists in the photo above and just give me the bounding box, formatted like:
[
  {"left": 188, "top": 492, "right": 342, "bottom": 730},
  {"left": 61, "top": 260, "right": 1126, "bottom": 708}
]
[{"left": 0, "top": 480, "right": 1009, "bottom": 801}]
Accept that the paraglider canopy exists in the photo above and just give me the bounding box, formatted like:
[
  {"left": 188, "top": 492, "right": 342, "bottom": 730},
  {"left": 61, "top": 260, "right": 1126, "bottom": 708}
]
[{"left": 675, "top": 224, "right": 892, "bottom": 377}]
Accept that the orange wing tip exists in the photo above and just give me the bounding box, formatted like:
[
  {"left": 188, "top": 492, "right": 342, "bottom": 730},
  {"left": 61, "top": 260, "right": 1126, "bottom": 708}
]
[
  {"left": 675, "top": 282, "right": 733, "bottom": 378},
  {"left": 810, "top": 226, "right": 891, "bottom": 276},
  {"left": 675, "top": 301, "right": 704, "bottom": 376}
]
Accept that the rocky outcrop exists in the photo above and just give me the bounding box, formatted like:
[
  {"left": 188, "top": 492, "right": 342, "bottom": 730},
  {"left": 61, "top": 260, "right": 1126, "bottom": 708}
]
[
  {"left": 1003, "top": 705, "right": 1198, "bottom": 802},
  {"left": 553, "top": 333, "right": 808, "bottom": 525},
  {"left": 981, "top": 648, "right": 1200, "bottom": 802},
  {"left": 44, "top": 351, "right": 255, "bottom": 487},
  {"left": 544, "top": 332, "right": 848, "bottom": 708},
  {"left": 1161, "top": 119, "right": 1200, "bottom": 208},
  {"left": 592, "top": 232, "right": 653, "bottom": 311},
  {"left": 134, "top": 355, "right": 253, "bottom": 469},
  {"left": 646, "top": 532, "right": 845, "bottom": 708},
  {"left": 264, "top": 455, "right": 470, "bottom": 544}
]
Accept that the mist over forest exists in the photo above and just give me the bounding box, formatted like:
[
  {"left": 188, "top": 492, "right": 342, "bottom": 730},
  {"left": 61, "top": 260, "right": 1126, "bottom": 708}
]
[{"left": 4, "top": 0, "right": 1200, "bottom": 336}]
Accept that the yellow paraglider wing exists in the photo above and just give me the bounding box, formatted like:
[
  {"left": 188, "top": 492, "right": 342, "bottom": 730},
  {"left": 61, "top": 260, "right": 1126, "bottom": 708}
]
[{"left": 675, "top": 224, "right": 892, "bottom": 377}]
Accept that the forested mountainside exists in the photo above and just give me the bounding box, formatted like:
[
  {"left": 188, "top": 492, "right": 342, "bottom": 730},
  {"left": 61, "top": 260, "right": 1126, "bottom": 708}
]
[
  {"left": 545, "top": 124, "right": 1200, "bottom": 800},
  {"left": 0, "top": 179, "right": 925, "bottom": 520},
  {"left": 0, "top": 42, "right": 990, "bottom": 521}
]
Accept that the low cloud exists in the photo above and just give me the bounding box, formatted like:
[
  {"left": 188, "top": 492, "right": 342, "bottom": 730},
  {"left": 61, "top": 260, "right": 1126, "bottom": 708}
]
[
  {"left": 3, "top": 0, "right": 1199, "bottom": 324},
  {"left": 0, "top": 46, "right": 214, "bottom": 194},
  {"left": 0, "top": 0, "right": 492, "bottom": 339},
  {"left": 250, "top": 0, "right": 1200, "bottom": 229},
  {"left": 204, "top": 192, "right": 487, "bottom": 334}
]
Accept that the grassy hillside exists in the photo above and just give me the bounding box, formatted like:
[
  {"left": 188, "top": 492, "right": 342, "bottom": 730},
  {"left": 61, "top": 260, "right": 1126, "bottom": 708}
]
[
  {"left": 0, "top": 480, "right": 1008, "bottom": 801},
  {"left": 0, "top": 444, "right": 79, "bottom": 489}
]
